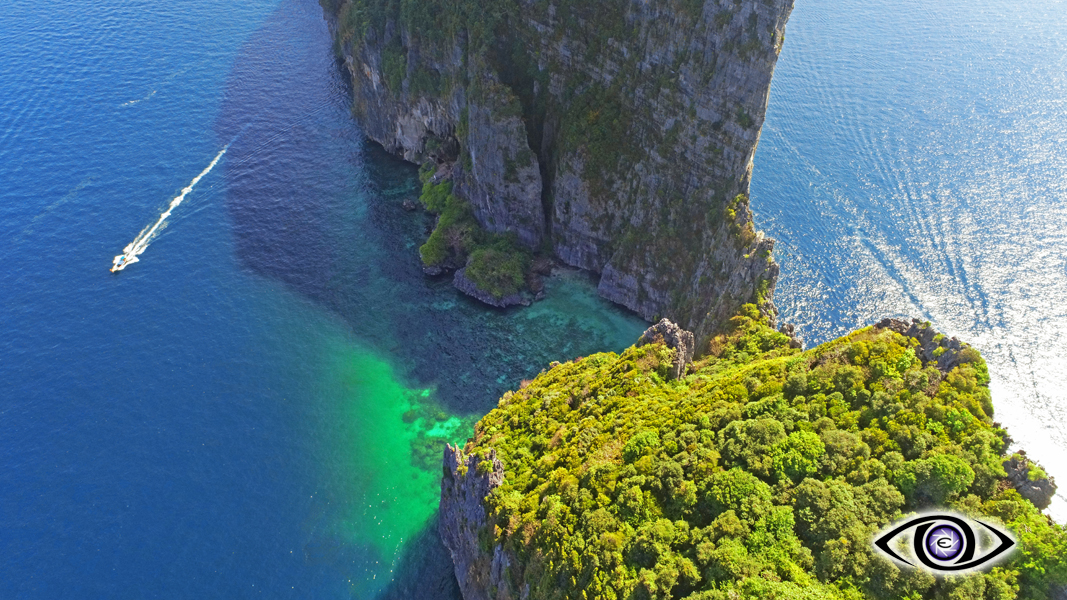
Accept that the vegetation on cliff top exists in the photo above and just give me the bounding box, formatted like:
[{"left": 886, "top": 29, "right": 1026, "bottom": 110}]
[{"left": 458, "top": 308, "right": 1067, "bottom": 599}]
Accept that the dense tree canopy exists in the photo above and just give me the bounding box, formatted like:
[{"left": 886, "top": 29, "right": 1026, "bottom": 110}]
[{"left": 460, "top": 307, "right": 1067, "bottom": 599}]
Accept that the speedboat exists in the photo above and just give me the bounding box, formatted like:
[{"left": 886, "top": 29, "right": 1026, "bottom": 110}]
[{"left": 110, "top": 253, "right": 138, "bottom": 272}]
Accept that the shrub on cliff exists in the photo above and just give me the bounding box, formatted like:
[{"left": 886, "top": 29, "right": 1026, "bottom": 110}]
[
  {"left": 464, "top": 238, "right": 529, "bottom": 300},
  {"left": 455, "top": 309, "right": 1067, "bottom": 599},
  {"left": 418, "top": 178, "right": 532, "bottom": 299},
  {"left": 418, "top": 182, "right": 478, "bottom": 267}
]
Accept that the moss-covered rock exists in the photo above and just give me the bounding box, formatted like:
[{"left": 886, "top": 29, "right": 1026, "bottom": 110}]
[{"left": 417, "top": 174, "right": 535, "bottom": 305}]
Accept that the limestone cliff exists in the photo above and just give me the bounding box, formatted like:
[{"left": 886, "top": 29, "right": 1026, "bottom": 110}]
[
  {"left": 636, "top": 318, "right": 695, "bottom": 380},
  {"left": 439, "top": 444, "right": 511, "bottom": 600},
  {"left": 322, "top": 0, "right": 792, "bottom": 340}
]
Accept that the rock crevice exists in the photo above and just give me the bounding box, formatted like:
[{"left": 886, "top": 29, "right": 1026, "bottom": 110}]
[{"left": 324, "top": 0, "right": 794, "bottom": 339}]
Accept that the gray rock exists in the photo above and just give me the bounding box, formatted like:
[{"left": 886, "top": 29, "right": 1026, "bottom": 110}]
[
  {"left": 453, "top": 268, "right": 530, "bottom": 308},
  {"left": 454, "top": 66, "right": 544, "bottom": 249},
  {"left": 325, "top": 0, "right": 794, "bottom": 339},
  {"left": 423, "top": 264, "right": 446, "bottom": 276},
  {"left": 1004, "top": 453, "right": 1057, "bottom": 510},
  {"left": 637, "top": 318, "right": 695, "bottom": 380},
  {"left": 402, "top": 199, "right": 419, "bottom": 211},
  {"left": 530, "top": 256, "right": 554, "bottom": 276},
  {"left": 439, "top": 444, "right": 513, "bottom": 600},
  {"left": 779, "top": 322, "right": 803, "bottom": 349},
  {"left": 527, "top": 273, "right": 544, "bottom": 295},
  {"left": 876, "top": 318, "right": 969, "bottom": 374}
]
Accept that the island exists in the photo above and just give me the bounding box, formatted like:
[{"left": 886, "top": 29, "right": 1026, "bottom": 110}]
[
  {"left": 440, "top": 313, "right": 1065, "bottom": 599},
  {"left": 321, "top": 0, "right": 790, "bottom": 341}
]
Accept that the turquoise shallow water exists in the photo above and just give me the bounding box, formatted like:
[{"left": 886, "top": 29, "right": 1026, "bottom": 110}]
[
  {"left": 751, "top": 0, "right": 1067, "bottom": 519},
  {"left": 3, "top": 0, "right": 1067, "bottom": 596},
  {"left": 0, "top": 0, "right": 644, "bottom": 597}
]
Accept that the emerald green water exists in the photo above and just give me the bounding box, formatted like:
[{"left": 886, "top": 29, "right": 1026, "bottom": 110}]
[
  {"left": 287, "top": 270, "right": 645, "bottom": 597},
  {"left": 0, "top": 0, "right": 646, "bottom": 595},
  {"left": 319, "top": 340, "right": 457, "bottom": 595},
  {"left": 210, "top": 5, "right": 649, "bottom": 596},
  {"left": 8, "top": 0, "right": 1061, "bottom": 594}
]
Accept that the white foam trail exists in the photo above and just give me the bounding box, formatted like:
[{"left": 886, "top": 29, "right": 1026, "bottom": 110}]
[
  {"left": 120, "top": 89, "right": 157, "bottom": 107},
  {"left": 111, "top": 146, "right": 228, "bottom": 271},
  {"left": 229, "top": 101, "right": 333, "bottom": 168}
]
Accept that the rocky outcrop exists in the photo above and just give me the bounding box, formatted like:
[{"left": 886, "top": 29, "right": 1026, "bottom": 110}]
[
  {"left": 1004, "top": 452, "right": 1057, "bottom": 510},
  {"left": 876, "top": 319, "right": 1061, "bottom": 510},
  {"left": 453, "top": 268, "right": 530, "bottom": 308},
  {"left": 324, "top": 0, "right": 793, "bottom": 340},
  {"left": 637, "top": 318, "right": 695, "bottom": 380},
  {"left": 437, "top": 316, "right": 1067, "bottom": 599},
  {"left": 439, "top": 444, "right": 513, "bottom": 600},
  {"left": 779, "top": 322, "right": 803, "bottom": 349},
  {"left": 455, "top": 68, "right": 544, "bottom": 249},
  {"left": 876, "top": 318, "right": 972, "bottom": 373}
]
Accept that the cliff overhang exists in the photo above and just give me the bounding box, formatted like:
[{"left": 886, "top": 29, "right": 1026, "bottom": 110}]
[{"left": 321, "top": 0, "right": 794, "bottom": 342}]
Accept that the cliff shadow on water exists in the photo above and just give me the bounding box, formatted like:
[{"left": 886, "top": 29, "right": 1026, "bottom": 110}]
[
  {"left": 214, "top": 1, "right": 645, "bottom": 594},
  {"left": 323, "top": 0, "right": 793, "bottom": 342},
  {"left": 376, "top": 516, "right": 462, "bottom": 600},
  {"left": 215, "top": 0, "right": 646, "bottom": 417}
]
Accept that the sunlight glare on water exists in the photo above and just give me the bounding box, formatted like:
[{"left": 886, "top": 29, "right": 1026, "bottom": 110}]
[{"left": 752, "top": 0, "right": 1067, "bottom": 519}]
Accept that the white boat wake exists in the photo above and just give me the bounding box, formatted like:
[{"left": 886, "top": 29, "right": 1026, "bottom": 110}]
[
  {"left": 111, "top": 146, "right": 228, "bottom": 272},
  {"left": 120, "top": 90, "right": 156, "bottom": 107}
]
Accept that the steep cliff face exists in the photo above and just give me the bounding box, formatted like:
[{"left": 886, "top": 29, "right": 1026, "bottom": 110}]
[
  {"left": 439, "top": 444, "right": 514, "bottom": 600},
  {"left": 323, "top": 0, "right": 791, "bottom": 339}
]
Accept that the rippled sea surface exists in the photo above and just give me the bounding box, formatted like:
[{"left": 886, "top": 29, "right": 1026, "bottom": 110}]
[
  {"left": 3, "top": 0, "right": 1066, "bottom": 596},
  {"left": 0, "top": 0, "right": 643, "bottom": 597},
  {"left": 751, "top": 0, "right": 1067, "bottom": 519}
]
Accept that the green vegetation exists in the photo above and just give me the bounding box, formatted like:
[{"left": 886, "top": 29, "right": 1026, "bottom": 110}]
[
  {"left": 322, "top": 0, "right": 504, "bottom": 52},
  {"left": 410, "top": 64, "right": 444, "bottom": 97},
  {"left": 382, "top": 38, "right": 406, "bottom": 92},
  {"left": 460, "top": 309, "right": 1067, "bottom": 599},
  {"left": 736, "top": 108, "right": 753, "bottom": 129},
  {"left": 417, "top": 173, "right": 532, "bottom": 300},
  {"left": 725, "top": 194, "right": 757, "bottom": 248},
  {"left": 557, "top": 83, "right": 643, "bottom": 191},
  {"left": 323, "top": 0, "right": 782, "bottom": 335},
  {"left": 1025, "top": 461, "right": 1049, "bottom": 483},
  {"left": 417, "top": 179, "right": 479, "bottom": 266},
  {"left": 466, "top": 239, "right": 529, "bottom": 300}
]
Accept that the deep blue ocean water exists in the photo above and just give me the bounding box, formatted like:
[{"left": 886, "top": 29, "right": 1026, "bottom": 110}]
[
  {"left": 2, "top": 0, "right": 1065, "bottom": 596},
  {"left": 0, "top": 0, "right": 644, "bottom": 597}
]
